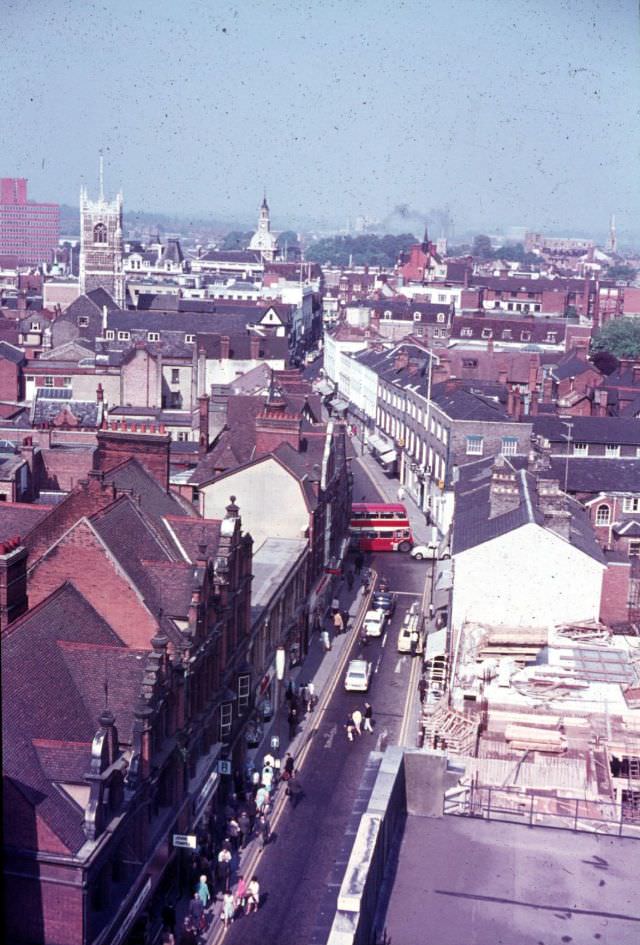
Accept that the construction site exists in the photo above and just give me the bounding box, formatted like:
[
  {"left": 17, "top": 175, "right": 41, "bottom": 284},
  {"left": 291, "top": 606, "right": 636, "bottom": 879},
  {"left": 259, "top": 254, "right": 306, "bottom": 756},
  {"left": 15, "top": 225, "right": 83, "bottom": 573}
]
[{"left": 419, "top": 619, "right": 640, "bottom": 835}]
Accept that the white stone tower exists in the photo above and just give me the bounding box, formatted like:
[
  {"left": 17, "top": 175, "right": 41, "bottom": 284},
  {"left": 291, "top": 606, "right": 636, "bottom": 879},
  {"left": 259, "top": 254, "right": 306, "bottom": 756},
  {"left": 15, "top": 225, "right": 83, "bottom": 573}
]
[
  {"left": 79, "top": 157, "right": 124, "bottom": 306},
  {"left": 249, "top": 193, "right": 278, "bottom": 261}
]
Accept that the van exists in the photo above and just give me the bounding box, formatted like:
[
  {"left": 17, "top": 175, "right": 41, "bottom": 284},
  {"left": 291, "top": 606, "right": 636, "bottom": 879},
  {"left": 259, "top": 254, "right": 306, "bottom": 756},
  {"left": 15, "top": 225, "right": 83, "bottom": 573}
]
[{"left": 397, "top": 602, "right": 423, "bottom": 654}]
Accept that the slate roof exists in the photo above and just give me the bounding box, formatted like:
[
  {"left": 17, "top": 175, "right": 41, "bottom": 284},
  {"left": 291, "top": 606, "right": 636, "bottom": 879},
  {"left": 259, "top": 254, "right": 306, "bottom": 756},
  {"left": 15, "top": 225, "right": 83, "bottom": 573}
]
[
  {"left": 452, "top": 456, "right": 605, "bottom": 563},
  {"left": 2, "top": 583, "right": 144, "bottom": 854},
  {"left": 32, "top": 391, "right": 101, "bottom": 428},
  {"left": 551, "top": 350, "right": 601, "bottom": 381},
  {"left": 198, "top": 250, "right": 263, "bottom": 264},
  {"left": 195, "top": 331, "right": 289, "bottom": 361},
  {"left": 103, "top": 457, "right": 197, "bottom": 524},
  {"left": 549, "top": 458, "right": 640, "bottom": 494},
  {"left": 430, "top": 382, "right": 512, "bottom": 422},
  {"left": 533, "top": 415, "right": 640, "bottom": 446},
  {"left": 451, "top": 316, "right": 567, "bottom": 345},
  {"left": 0, "top": 502, "right": 50, "bottom": 542},
  {"left": 0, "top": 340, "right": 26, "bottom": 364}
]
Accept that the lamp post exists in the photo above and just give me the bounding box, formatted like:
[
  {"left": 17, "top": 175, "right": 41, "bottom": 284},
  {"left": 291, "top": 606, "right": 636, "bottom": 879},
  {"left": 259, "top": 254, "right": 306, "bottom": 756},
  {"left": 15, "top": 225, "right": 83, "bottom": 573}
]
[
  {"left": 561, "top": 420, "right": 573, "bottom": 493},
  {"left": 275, "top": 645, "right": 286, "bottom": 771}
]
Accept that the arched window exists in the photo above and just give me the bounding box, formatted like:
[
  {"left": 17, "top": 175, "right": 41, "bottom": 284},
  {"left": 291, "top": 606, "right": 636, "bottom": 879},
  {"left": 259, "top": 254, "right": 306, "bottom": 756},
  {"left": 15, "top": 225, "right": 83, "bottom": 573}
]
[
  {"left": 595, "top": 504, "right": 610, "bottom": 526},
  {"left": 93, "top": 222, "right": 107, "bottom": 244}
]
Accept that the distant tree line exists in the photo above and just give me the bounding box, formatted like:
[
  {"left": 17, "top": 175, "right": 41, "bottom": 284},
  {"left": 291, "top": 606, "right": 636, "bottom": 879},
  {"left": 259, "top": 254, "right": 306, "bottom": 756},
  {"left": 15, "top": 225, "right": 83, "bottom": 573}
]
[
  {"left": 305, "top": 233, "right": 416, "bottom": 267},
  {"left": 592, "top": 319, "right": 640, "bottom": 358}
]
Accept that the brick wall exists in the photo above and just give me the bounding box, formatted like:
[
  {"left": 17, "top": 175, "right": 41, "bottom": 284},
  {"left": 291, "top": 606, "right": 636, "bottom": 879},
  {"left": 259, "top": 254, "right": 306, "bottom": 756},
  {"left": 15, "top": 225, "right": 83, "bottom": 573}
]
[
  {"left": 25, "top": 476, "right": 115, "bottom": 564},
  {"left": 0, "top": 358, "right": 21, "bottom": 400},
  {"left": 121, "top": 348, "right": 161, "bottom": 408},
  {"left": 600, "top": 560, "right": 631, "bottom": 625},
  {"left": 94, "top": 427, "right": 170, "bottom": 489}
]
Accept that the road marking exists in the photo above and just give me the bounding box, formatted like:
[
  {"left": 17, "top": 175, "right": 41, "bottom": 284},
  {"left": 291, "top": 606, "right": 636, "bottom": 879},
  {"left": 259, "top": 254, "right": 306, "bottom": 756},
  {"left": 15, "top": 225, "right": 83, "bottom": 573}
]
[
  {"left": 394, "top": 656, "right": 406, "bottom": 674},
  {"left": 374, "top": 655, "right": 382, "bottom": 674},
  {"left": 393, "top": 591, "right": 422, "bottom": 597},
  {"left": 324, "top": 724, "right": 337, "bottom": 749},
  {"left": 381, "top": 631, "right": 387, "bottom": 648}
]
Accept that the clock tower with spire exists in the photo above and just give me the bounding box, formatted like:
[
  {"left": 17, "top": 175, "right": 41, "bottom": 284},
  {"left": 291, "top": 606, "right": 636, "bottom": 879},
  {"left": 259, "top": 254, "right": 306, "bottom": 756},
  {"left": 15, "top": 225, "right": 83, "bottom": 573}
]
[{"left": 79, "top": 156, "right": 125, "bottom": 306}]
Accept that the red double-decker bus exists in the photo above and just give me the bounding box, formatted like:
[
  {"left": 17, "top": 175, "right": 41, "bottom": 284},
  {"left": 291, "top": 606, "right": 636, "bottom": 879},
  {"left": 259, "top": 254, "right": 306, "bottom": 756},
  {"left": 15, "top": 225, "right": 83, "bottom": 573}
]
[{"left": 350, "top": 502, "right": 414, "bottom": 552}]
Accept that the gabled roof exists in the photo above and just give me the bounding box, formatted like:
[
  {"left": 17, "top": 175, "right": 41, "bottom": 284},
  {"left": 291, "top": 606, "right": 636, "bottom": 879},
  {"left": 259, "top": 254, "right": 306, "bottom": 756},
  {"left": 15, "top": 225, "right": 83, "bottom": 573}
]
[
  {"left": 534, "top": 415, "right": 640, "bottom": 446},
  {"left": 551, "top": 349, "right": 601, "bottom": 382},
  {"left": 430, "top": 382, "right": 512, "bottom": 422},
  {"left": 551, "top": 458, "right": 640, "bottom": 494},
  {"left": 0, "top": 340, "right": 26, "bottom": 364}
]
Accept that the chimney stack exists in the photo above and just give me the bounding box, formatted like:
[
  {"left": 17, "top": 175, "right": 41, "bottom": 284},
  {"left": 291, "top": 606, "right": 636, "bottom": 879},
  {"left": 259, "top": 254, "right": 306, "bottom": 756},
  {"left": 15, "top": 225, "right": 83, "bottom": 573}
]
[
  {"left": 489, "top": 456, "right": 520, "bottom": 519},
  {"left": 528, "top": 357, "right": 538, "bottom": 398},
  {"left": 220, "top": 335, "right": 230, "bottom": 360},
  {"left": 250, "top": 334, "right": 260, "bottom": 360},
  {"left": 0, "top": 538, "right": 28, "bottom": 631},
  {"left": 537, "top": 478, "right": 572, "bottom": 539},
  {"left": 198, "top": 394, "right": 210, "bottom": 456}
]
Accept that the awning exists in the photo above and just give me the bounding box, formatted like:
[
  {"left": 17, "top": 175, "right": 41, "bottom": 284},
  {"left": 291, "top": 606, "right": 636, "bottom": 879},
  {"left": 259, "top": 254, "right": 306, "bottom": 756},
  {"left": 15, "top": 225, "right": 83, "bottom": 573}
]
[
  {"left": 331, "top": 398, "right": 349, "bottom": 413},
  {"left": 315, "top": 380, "right": 335, "bottom": 397},
  {"left": 425, "top": 627, "right": 447, "bottom": 659},
  {"left": 379, "top": 449, "right": 397, "bottom": 464},
  {"left": 367, "top": 433, "right": 394, "bottom": 454}
]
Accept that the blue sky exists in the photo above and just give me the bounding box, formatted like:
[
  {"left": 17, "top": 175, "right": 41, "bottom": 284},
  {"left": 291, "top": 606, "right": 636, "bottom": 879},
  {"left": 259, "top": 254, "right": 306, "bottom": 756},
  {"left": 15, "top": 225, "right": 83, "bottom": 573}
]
[{"left": 3, "top": 0, "right": 639, "bottom": 237}]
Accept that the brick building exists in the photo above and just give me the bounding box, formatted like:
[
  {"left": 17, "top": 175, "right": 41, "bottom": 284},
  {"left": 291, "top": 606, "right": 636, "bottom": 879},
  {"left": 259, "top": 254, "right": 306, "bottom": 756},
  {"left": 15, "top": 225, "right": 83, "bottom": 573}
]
[
  {"left": 2, "top": 429, "right": 255, "bottom": 945},
  {"left": 0, "top": 178, "right": 60, "bottom": 266}
]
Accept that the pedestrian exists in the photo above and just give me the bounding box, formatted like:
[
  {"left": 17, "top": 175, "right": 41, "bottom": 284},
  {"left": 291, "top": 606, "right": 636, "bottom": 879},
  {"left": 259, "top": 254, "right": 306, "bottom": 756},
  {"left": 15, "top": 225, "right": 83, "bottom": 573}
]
[
  {"left": 354, "top": 552, "right": 364, "bottom": 574},
  {"left": 351, "top": 708, "right": 363, "bottom": 736},
  {"left": 161, "top": 903, "right": 177, "bottom": 936},
  {"left": 238, "top": 810, "right": 251, "bottom": 848},
  {"left": 245, "top": 793, "right": 257, "bottom": 831},
  {"left": 188, "top": 893, "right": 204, "bottom": 934},
  {"left": 321, "top": 629, "right": 331, "bottom": 652},
  {"left": 333, "top": 611, "right": 344, "bottom": 634},
  {"left": 246, "top": 875, "right": 260, "bottom": 915},
  {"left": 255, "top": 784, "right": 270, "bottom": 814},
  {"left": 307, "top": 681, "right": 317, "bottom": 711},
  {"left": 347, "top": 570, "right": 354, "bottom": 590},
  {"left": 196, "top": 874, "right": 211, "bottom": 911},
  {"left": 363, "top": 702, "right": 374, "bottom": 733},
  {"left": 235, "top": 874, "right": 248, "bottom": 912},
  {"left": 397, "top": 486, "right": 405, "bottom": 501},
  {"left": 179, "top": 918, "right": 198, "bottom": 945},
  {"left": 428, "top": 602, "right": 435, "bottom": 620},
  {"left": 261, "top": 762, "right": 274, "bottom": 793},
  {"left": 418, "top": 676, "right": 427, "bottom": 704},
  {"left": 221, "top": 891, "right": 235, "bottom": 930},
  {"left": 362, "top": 569, "right": 371, "bottom": 593},
  {"left": 345, "top": 715, "right": 355, "bottom": 742},
  {"left": 227, "top": 817, "right": 240, "bottom": 851},
  {"left": 288, "top": 707, "right": 298, "bottom": 740},
  {"left": 285, "top": 679, "right": 294, "bottom": 703},
  {"left": 256, "top": 811, "right": 270, "bottom": 847},
  {"left": 300, "top": 683, "right": 309, "bottom": 713},
  {"left": 216, "top": 847, "right": 232, "bottom": 892},
  {"left": 161, "top": 930, "right": 175, "bottom": 945}
]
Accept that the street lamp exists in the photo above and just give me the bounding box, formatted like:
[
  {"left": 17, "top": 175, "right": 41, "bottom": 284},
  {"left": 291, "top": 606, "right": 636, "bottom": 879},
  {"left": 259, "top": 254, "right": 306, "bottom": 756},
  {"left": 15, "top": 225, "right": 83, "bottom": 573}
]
[
  {"left": 275, "top": 645, "right": 286, "bottom": 772},
  {"left": 561, "top": 421, "right": 573, "bottom": 493}
]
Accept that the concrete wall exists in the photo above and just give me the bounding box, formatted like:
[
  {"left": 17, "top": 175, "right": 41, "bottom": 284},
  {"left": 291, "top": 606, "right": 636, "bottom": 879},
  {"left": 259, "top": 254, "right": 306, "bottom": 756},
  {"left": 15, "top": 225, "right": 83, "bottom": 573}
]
[
  {"left": 201, "top": 457, "right": 308, "bottom": 549},
  {"left": 451, "top": 522, "right": 604, "bottom": 630}
]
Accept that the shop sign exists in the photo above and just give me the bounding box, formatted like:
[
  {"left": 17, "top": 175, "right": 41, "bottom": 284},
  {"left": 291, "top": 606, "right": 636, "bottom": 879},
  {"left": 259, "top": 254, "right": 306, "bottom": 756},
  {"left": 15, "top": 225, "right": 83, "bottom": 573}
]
[
  {"left": 173, "top": 834, "right": 197, "bottom": 850},
  {"left": 193, "top": 769, "right": 219, "bottom": 824},
  {"left": 217, "top": 759, "right": 232, "bottom": 775},
  {"left": 111, "top": 877, "right": 152, "bottom": 945}
]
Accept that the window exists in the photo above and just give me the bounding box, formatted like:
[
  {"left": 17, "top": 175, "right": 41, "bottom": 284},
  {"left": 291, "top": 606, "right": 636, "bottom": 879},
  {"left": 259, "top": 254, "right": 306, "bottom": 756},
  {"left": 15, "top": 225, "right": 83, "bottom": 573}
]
[
  {"left": 466, "top": 435, "right": 484, "bottom": 455},
  {"left": 481, "top": 328, "right": 493, "bottom": 339},
  {"left": 147, "top": 331, "right": 160, "bottom": 342},
  {"left": 413, "top": 311, "right": 422, "bottom": 321},
  {"left": 605, "top": 444, "right": 620, "bottom": 458},
  {"left": 520, "top": 331, "right": 531, "bottom": 341},
  {"left": 185, "top": 334, "right": 195, "bottom": 343},
  {"left": 630, "top": 541, "right": 640, "bottom": 558},
  {"left": 461, "top": 327, "right": 473, "bottom": 337},
  {"left": 623, "top": 497, "right": 640, "bottom": 513},
  {"left": 384, "top": 310, "right": 392, "bottom": 320},
  {"left": 438, "top": 294, "right": 446, "bottom": 302},
  {"left": 237, "top": 674, "right": 251, "bottom": 713},
  {"left": 117, "top": 331, "right": 130, "bottom": 341},
  {"left": 44, "top": 376, "right": 53, "bottom": 387},
  {"left": 61, "top": 376, "right": 71, "bottom": 386},
  {"left": 546, "top": 332, "right": 557, "bottom": 343},
  {"left": 501, "top": 436, "right": 518, "bottom": 456},
  {"left": 93, "top": 222, "right": 107, "bottom": 243},
  {"left": 30, "top": 321, "right": 40, "bottom": 330},
  {"left": 573, "top": 442, "right": 588, "bottom": 456},
  {"left": 176, "top": 432, "right": 189, "bottom": 442},
  {"left": 501, "top": 329, "right": 512, "bottom": 339},
  {"left": 78, "top": 316, "right": 89, "bottom": 327},
  {"left": 220, "top": 702, "right": 233, "bottom": 739},
  {"left": 462, "top": 358, "right": 478, "bottom": 368},
  {"left": 171, "top": 368, "right": 180, "bottom": 384},
  {"left": 105, "top": 329, "right": 115, "bottom": 340},
  {"left": 595, "top": 504, "right": 611, "bottom": 525},
  {"left": 436, "top": 312, "right": 445, "bottom": 323}
]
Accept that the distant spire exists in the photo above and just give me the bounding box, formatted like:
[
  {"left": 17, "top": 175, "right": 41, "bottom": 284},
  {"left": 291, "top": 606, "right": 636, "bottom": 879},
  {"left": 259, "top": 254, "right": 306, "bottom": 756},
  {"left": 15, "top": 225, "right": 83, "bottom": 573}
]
[
  {"left": 422, "top": 224, "right": 429, "bottom": 250},
  {"left": 609, "top": 213, "right": 617, "bottom": 254},
  {"left": 99, "top": 151, "right": 104, "bottom": 201}
]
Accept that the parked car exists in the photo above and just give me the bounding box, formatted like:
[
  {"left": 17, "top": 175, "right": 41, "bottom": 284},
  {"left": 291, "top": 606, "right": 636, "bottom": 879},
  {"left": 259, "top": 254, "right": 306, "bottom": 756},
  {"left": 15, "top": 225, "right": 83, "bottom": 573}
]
[
  {"left": 397, "top": 603, "right": 423, "bottom": 654},
  {"left": 410, "top": 544, "right": 438, "bottom": 561},
  {"left": 363, "top": 609, "right": 387, "bottom": 638},
  {"left": 371, "top": 591, "right": 397, "bottom": 617},
  {"left": 344, "top": 658, "right": 372, "bottom": 692}
]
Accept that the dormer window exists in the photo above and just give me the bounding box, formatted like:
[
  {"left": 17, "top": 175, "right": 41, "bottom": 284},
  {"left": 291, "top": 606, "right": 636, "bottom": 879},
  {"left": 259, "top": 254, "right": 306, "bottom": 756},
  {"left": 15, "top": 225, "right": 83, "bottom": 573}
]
[
  {"left": 501, "top": 329, "right": 512, "bottom": 340},
  {"left": 413, "top": 311, "right": 422, "bottom": 321},
  {"left": 461, "top": 327, "right": 473, "bottom": 337},
  {"left": 436, "top": 312, "right": 445, "bottom": 323},
  {"left": 546, "top": 332, "right": 557, "bottom": 343},
  {"left": 520, "top": 331, "right": 531, "bottom": 341},
  {"left": 78, "top": 316, "right": 89, "bottom": 327},
  {"left": 481, "top": 328, "right": 492, "bottom": 339},
  {"left": 147, "top": 332, "right": 160, "bottom": 342},
  {"left": 117, "top": 331, "right": 130, "bottom": 341},
  {"left": 93, "top": 222, "right": 107, "bottom": 244},
  {"left": 185, "top": 334, "right": 195, "bottom": 343},
  {"left": 384, "top": 310, "right": 392, "bottom": 320}
]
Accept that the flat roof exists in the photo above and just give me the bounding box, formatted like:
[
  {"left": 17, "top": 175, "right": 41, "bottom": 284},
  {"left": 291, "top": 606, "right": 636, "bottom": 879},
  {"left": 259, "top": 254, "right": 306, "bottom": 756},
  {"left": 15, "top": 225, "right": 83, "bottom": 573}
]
[
  {"left": 383, "top": 813, "right": 640, "bottom": 945},
  {"left": 250, "top": 537, "right": 307, "bottom": 620}
]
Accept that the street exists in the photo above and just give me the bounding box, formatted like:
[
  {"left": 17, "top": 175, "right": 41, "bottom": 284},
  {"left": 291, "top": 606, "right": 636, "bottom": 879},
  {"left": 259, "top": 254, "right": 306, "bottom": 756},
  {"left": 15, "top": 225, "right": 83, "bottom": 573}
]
[{"left": 207, "top": 456, "right": 432, "bottom": 945}]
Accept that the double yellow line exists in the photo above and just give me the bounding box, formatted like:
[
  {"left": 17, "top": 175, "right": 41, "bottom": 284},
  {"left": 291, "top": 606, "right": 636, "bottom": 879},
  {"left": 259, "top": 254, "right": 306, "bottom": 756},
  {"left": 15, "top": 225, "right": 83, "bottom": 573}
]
[
  {"left": 397, "top": 563, "right": 432, "bottom": 746},
  {"left": 207, "top": 571, "right": 377, "bottom": 943}
]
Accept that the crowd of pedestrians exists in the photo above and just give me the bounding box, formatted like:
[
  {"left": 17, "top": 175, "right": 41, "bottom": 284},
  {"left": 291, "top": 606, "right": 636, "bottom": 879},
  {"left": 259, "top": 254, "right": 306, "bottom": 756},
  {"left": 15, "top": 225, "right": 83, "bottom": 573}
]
[{"left": 345, "top": 702, "right": 375, "bottom": 741}]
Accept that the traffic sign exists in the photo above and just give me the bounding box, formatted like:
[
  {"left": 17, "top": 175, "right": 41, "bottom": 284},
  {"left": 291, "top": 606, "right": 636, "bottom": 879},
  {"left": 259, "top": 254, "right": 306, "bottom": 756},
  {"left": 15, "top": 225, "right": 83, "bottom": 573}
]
[
  {"left": 173, "top": 834, "right": 197, "bottom": 850},
  {"left": 270, "top": 735, "right": 280, "bottom": 749},
  {"left": 217, "top": 759, "right": 232, "bottom": 775}
]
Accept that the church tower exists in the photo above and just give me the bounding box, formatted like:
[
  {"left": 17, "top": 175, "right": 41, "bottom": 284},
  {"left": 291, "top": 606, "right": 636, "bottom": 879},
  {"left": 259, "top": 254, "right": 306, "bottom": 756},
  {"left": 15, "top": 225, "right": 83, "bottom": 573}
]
[
  {"left": 79, "top": 158, "right": 125, "bottom": 306},
  {"left": 248, "top": 194, "right": 278, "bottom": 261}
]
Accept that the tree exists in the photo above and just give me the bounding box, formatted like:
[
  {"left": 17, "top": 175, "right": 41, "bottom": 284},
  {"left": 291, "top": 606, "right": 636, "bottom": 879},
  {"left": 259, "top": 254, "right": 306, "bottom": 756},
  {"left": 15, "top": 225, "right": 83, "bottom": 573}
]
[
  {"left": 472, "top": 234, "right": 493, "bottom": 259},
  {"left": 305, "top": 233, "right": 416, "bottom": 268},
  {"left": 220, "top": 230, "right": 253, "bottom": 251},
  {"left": 605, "top": 264, "right": 637, "bottom": 284},
  {"left": 592, "top": 319, "right": 640, "bottom": 358}
]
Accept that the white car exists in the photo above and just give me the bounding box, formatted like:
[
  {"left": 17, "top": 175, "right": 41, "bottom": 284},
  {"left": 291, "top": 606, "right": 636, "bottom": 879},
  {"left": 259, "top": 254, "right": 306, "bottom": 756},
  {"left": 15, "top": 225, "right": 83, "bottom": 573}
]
[
  {"left": 363, "top": 609, "right": 386, "bottom": 637},
  {"left": 344, "top": 659, "right": 372, "bottom": 692},
  {"left": 410, "top": 544, "right": 438, "bottom": 561}
]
